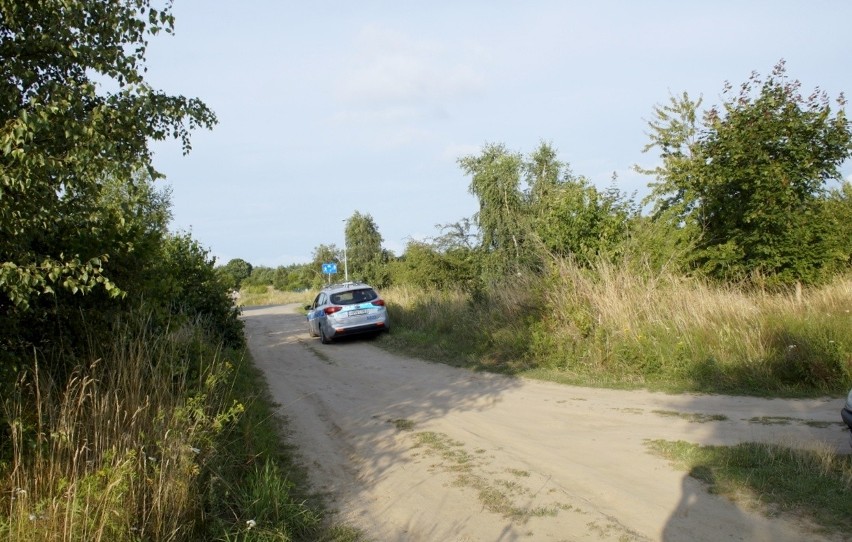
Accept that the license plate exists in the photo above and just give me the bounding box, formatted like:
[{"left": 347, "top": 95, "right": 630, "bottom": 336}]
[{"left": 348, "top": 309, "right": 368, "bottom": 316}]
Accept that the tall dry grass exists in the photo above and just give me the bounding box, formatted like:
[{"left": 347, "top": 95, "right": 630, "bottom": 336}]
[
  {"left": 237, "top": 285, "right": 310, "bottom": 308},
  {"left": 540, "top": 259, "right": 851, "bottom": 392},
  {"left": 1, "top": 316, "right": 242, "bottom": 541},
  {"left": 384, "top": 274, "right": 546, "bottom": 371},
  {"left": 384, "top": 258, "right": 851, "bottom": 394}
]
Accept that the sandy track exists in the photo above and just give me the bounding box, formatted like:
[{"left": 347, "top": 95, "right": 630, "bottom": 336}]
[{"left": 243, "top": 303, "right": 849, "bottom": 542}]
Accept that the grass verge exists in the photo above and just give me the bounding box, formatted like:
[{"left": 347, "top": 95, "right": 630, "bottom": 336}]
[
  {"left": 382, "top": 262, "right": 852, "bottom": 397},
  {"left": 0, "top": 314, "right": 363, "bottom": 541},
  {"left": 646, "top": 439, "right": 852, "bottom": 536},
  {"left": 238, "top": 285, "right": 311, "bottom": 308}
]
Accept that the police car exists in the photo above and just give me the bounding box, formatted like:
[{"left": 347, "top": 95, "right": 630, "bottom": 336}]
[{"left": 305, "top": 282, "right": 390, "bottom": 344}]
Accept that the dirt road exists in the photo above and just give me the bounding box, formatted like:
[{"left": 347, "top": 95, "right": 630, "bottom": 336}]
[{"left": 244, "top": 304, "right": 849, "bottom": 542}]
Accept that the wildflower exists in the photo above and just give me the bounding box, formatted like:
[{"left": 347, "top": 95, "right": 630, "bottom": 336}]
[
  {"left": 787, "top": 344, "right": 797, "bottom": 350},
  {"left": 246, "top": 519, "right": 257, "bottom": 530},
  {"left": 29, "top": 514, "right": 36, "bottom": 521}
]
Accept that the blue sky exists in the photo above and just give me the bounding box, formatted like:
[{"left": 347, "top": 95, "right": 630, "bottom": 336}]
[{"left": 145, "top": 1, "right": 852, "bottom": 267}]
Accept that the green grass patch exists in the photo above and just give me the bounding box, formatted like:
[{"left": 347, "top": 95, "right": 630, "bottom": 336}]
[
  {"left": 414, "top": 431, "right": 474, "bottom": 469},
  {"left": 747, "top": 416, "right": 796, "bottom": 426},
  {"left": 652, "top": 410, "right": 729, "bottom": 423},
  {"left": 412, "top": 431, "right": 569, "bottom": 523},
  {"left": 646, "top": 439, "right": 852, "bottom": 536},
  {"left": 389, "top": 418, "right": 416, "bottom": 431},
  {"left": 745, "top": 416, "right": 844, "bottom": 429}
]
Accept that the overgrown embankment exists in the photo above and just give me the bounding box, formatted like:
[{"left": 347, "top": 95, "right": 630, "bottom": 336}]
[
  {"left": 0, "top": 315, "right": 362, "bottom": 541},
  {"left": 383, "top": 260, "right": 852, "bottom": 396}
]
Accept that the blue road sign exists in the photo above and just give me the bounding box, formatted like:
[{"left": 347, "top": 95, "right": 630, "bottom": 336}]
[{"left": 322, "top": 262, "right": 338, "bottom": 275}]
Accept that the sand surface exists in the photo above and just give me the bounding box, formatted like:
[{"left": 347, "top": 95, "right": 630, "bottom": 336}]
[{"left": 243, "top": 303, "right": 849, "bottom": 542}]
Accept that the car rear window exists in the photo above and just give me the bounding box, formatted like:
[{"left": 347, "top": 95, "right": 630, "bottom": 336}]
[{"left": 330, "top": 288, "right": 378, "bottom": 305}]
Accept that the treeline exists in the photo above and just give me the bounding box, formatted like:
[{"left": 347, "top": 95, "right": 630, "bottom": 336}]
[
  {"left": 238, "top": 62, "right": 851, "bottom": 296},
  {"left": 228, "top": 61, "right": 852, "bottom": 397}
]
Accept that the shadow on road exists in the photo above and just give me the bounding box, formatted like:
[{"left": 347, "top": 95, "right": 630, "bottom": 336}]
[
  {"left": 242, "top": 304, "right": 531, "bottom": 540},
  {"left": 661, "top": 467, "right": 749, "bottom": 541},
  {"left": 652, "top": 387, "right": 850, "bottom": 541}
]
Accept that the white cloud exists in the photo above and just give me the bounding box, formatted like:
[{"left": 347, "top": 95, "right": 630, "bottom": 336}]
[
  {"left": 326, "top": 25, "right": 488, "bottom": 152},
  {"left": 335, "top": 24, "right": 486, "bottom": 108}
]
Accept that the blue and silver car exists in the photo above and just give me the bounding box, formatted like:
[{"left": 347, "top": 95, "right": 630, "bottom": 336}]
[{"left": 305, "top": 282, "right": 390, "bottom": 344}]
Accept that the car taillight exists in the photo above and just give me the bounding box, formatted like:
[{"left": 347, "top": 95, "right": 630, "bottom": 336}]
[
  {"left": 371, "top": 299, "right": 385, "bottom": 307},
  {"left": 324, "top": 306, "right": 343, "bottom": 315}
]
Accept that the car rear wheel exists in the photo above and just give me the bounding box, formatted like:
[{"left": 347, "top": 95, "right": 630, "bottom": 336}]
[{"left": 320, "top": 323, "right": 333, "bottom": 344}]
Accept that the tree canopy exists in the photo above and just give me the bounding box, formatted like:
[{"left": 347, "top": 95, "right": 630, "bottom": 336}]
[
  {"left": 217, "top": 258, "right": 253, "bottom": 290},
  {"left": 640, "top": 61, "right": 852, "bottom": 285},
  {"left": 345, "top": 211, "right": 385, "bottom": 284},
  {"left": 459, "top": 142, "right": 636, "bottom": 276},
  {"left": 459, "top": 143, "right": 527, "bottom": 269},
  {"left": 0, "top": 0, "right": 216, "bottom": 308},
  {"left": 0, "top": 1, "right": 236, "bottom": 381}
]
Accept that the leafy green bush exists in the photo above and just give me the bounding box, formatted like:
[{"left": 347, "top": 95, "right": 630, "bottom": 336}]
[{"left": 155, "top": 232, "right": 244, "bottom": 349}]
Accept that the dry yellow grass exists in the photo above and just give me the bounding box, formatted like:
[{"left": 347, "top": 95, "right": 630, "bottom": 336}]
[
  {"left": 2, "top": 320, "right": 241, "bottom": 541},
  {"left": 237, "top": 285, "right": 311, "bottom": 308},
  {"left": 383, "top": 256, "right": 852, "bottom": 393}
]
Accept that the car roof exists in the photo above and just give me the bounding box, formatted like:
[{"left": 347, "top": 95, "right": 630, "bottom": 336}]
[{"left": 319, "top": 281, "right": 374, "bottom": 294}]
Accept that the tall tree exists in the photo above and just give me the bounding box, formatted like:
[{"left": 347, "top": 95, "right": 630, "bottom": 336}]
[
  {"left": 344, "top": 211, "right": 384, "bottom": 282},
  {"left": 525, "top": 141, "right": 562, "bottom": 205},
  {"left": 0, "top": 0, "right": 216, "bottom": 308},
  {"left": 640, "top": 62, "right": 852, "bottom": 285},
  {"left": 459, "top": 143, "right": 529, "bottom": 273},
  {"left": 460, "top": 143, "right": 638, "bottom": 273},
  {"left": 218, "top": 258, "right": 253, "bottom": 290},
  {"left": 636, "top": 92, "right": 703, "bottom": 223}
]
